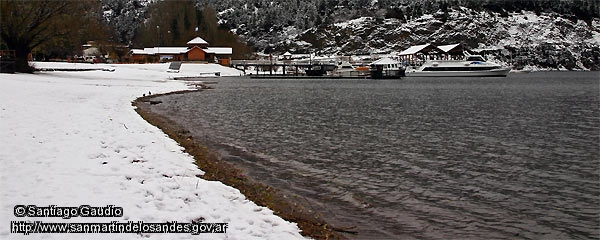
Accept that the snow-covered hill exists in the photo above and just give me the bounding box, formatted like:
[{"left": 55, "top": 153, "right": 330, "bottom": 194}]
[
  {"left": 101, "top": 0, "right": 600, "bottom": 70},
  {"left": 294, "top": 9, "right": 600, "bottom": 70}
]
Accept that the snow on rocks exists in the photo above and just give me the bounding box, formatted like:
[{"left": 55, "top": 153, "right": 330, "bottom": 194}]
[{"left": 0, "top": 63, "right": 306, "bottom": 239}]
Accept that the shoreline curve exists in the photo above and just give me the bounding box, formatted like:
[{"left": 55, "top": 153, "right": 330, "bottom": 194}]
[{"left": 133, "top": 89, "right": 347, "bottom": 240}]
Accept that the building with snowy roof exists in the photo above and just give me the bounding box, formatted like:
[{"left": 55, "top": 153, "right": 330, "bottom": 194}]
[
  {"left": 399, "top": 43, "right": 471, "bottom": 65},
  {"left": 437, "top": 43, "right": 472, "bottom": 60},
  {"left": 129, "top": 37, "right": 232, "bottom": 65},
  {"left": 399, "top": 44, "right": 441, "bottom": 65}
]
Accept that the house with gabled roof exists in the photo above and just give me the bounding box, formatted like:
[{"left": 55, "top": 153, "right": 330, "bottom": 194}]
[
  {"left": 128, "top": 37, "right": 232, "bottom": 65},
  {"left": 399, "top": 43, "right": 472, "bottom": 65},
  {"left": 399, "top": 44, "right": 441, "bottom": 65}
]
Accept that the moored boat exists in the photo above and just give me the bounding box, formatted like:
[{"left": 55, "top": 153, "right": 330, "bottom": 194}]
[
  {"left": 405, "top": 55, "right": 510, "bottom": 77},
  {"left": 370, "top": 57, "right": 405, "bottom": 79},
  {"left": 333, "top": 61, "right": 370, "bottom": 77}
]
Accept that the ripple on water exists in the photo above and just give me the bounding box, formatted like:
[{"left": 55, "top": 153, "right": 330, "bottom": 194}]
[{"left": 151, "top": 72, "right": 600, "bottom": 239}]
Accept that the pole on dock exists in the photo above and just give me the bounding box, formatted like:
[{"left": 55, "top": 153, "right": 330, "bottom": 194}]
[{"left": 270, "top": 54, "right": 273, "bottom": 75}]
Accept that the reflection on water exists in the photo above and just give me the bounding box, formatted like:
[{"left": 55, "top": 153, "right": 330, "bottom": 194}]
[{"left": 150, "top": 72, "right": 599, "bottom": 239}]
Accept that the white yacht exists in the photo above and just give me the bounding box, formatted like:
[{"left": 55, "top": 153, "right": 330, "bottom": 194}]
[
  {"left": 333, "top": 61, "right": 370, "bottom": 77},
  {"left": 334, "top": 61, "right": 356, "bottom": 77},
  {"left": 369, "top": 57, "right": 405, "bottom": 79},
  {"left": 405, "top": 55, "right": 510, "bottom": 77}
]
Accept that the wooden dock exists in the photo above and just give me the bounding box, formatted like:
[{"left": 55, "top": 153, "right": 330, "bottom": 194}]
[
  {"left": 248, "top": 75, "right": 370, "bottom": 79},
  {"left": 231, "top": 59, "right": 404, "bottom": 79},
  {"left": 231, "top": 60, "right": 336, "bottom": 76}
]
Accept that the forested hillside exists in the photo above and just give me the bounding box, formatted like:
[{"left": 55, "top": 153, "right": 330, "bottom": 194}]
[
  {"left": 133, "top": 1, "right": 253, "bottom": 58},
  {"left": 101, "top": 0, "right": 150, "bottom": 44},
  {"left": 210, "top": 0, "right": 598, "bottom": 50},
  {"left": 97, "top": 0, "right": 599, "bottom": 69},
  {"left": 5, "top": 0, "right": 596, "bottom": 69}
]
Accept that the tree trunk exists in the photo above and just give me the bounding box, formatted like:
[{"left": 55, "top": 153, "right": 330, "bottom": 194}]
[{"left": 14, "top": 45, "right": 34, "bottom": 73}]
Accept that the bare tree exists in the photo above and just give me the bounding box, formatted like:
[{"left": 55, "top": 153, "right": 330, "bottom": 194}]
[{"left": 1, "top": 0, "right": 102, "bottom": 72}]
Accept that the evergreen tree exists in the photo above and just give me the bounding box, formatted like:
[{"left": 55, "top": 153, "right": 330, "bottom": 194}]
[{"left": 134, "top": 1, "right": 253, "bottom": 59}]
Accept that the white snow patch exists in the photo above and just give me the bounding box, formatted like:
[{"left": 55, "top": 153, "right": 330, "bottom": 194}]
[
  {"left": 103, "top": 10, "right": 114, "bottom": 21},
  {"left": 218, "top": 8, "right": 235, "bottom": 16},
  {"left": 334, "top": 17, "right": 372, "bottom": 29},
  {"left": 0, "top": 63, "right": 306, "bottom": 239},
  {"left": 294, "top": 40, "right": 312, "bottom": 47}
]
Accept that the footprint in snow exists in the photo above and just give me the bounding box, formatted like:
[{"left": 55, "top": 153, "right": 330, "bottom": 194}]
[{"left": 89, "top": 153, "right": 108, "bottom": 159}]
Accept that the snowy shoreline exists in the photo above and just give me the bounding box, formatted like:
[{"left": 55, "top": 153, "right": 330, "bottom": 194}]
[{"left": 0, "top": 62, "right": 306, "bottom": 239}]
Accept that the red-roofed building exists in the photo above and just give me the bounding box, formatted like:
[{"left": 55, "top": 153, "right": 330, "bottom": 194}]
[{"left": 129, "top": 37, "right": 232, "bottom": 65}]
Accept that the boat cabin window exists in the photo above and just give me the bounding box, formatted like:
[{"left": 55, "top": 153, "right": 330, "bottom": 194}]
[{"left": 466, "top": 56, "right": 485, "bottom": 62}]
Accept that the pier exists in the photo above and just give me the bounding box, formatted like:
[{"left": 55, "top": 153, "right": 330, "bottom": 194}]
[
  {"left": 231, "top": 60, "right": 337, "bottom": 77},
  {"left": 231, "top": 58, "right": 404, "bottom": 79}
]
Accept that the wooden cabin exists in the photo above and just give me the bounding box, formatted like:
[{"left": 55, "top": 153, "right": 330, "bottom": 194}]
[{"left": 129, "top": 37, "right": 232, "bottom": 65}]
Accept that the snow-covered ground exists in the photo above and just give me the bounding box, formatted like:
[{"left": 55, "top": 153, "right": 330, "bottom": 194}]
[{"left": 0, "top": 62, "right": 306, "bottom": 239}]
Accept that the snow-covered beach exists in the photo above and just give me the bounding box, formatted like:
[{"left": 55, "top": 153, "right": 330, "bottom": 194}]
[{"left": 0, "top": 62, "right": 306, "bottom": 239}]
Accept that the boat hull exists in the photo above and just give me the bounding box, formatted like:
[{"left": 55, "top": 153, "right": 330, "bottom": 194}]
[
  {"left": 405, "top": 67, "right": 511, "bottom": 77},
  {"left": 370, "top": 69, "right": 405, "bottom": 79}
]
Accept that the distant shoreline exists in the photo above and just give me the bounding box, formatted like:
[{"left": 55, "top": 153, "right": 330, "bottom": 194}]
[{"left": 133, "top": 90, "right": 347, "bottom": 240}]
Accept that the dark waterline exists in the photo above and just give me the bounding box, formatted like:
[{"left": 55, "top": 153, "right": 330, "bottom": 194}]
[{"left": 150, "top": 72, "right": 600, "bottom": 239}]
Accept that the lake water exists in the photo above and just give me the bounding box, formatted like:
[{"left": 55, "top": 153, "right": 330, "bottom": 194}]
[{"left": 149, "top": 72, "right": 599, "bottom": 239}]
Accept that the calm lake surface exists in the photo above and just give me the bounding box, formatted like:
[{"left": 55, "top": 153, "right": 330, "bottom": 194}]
[{"left": 150, "top": 72, "right": 599, "bottom": 239}]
